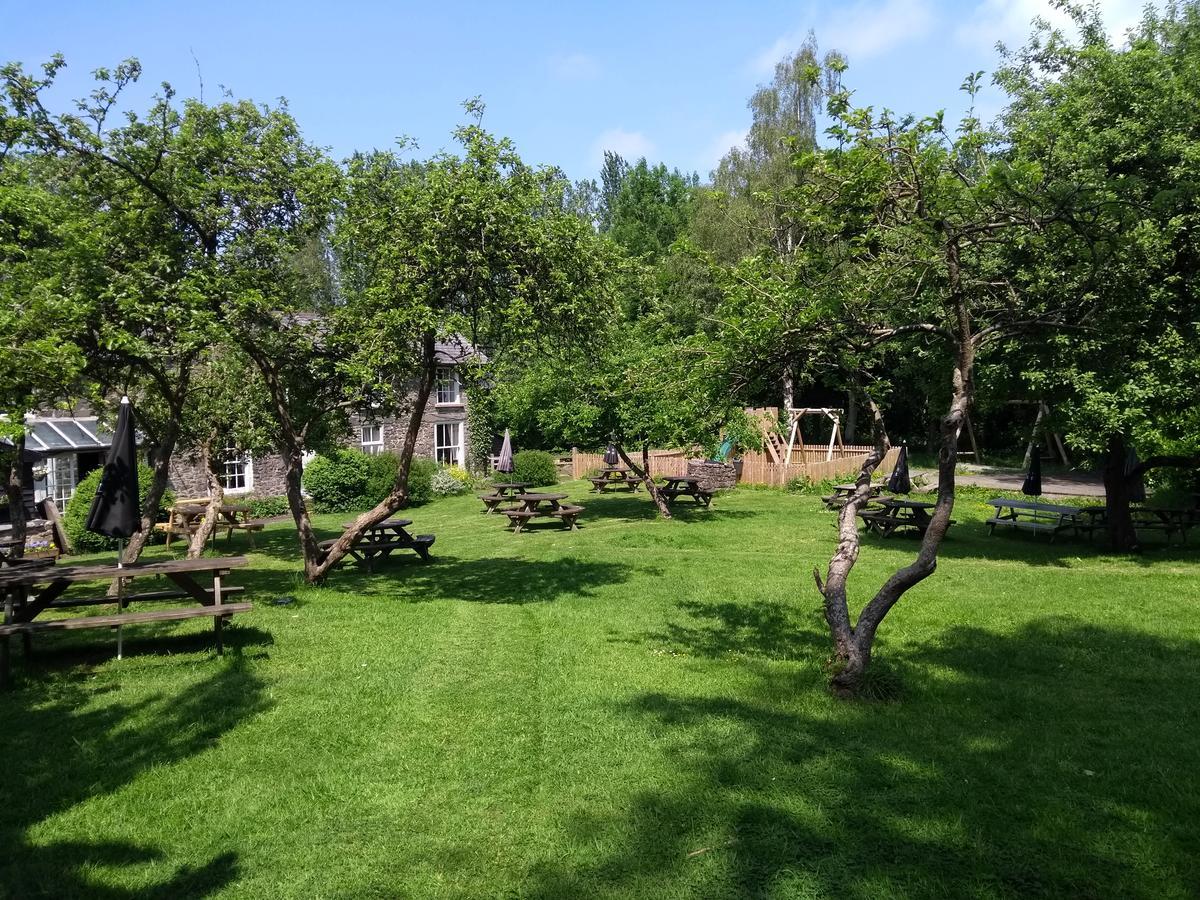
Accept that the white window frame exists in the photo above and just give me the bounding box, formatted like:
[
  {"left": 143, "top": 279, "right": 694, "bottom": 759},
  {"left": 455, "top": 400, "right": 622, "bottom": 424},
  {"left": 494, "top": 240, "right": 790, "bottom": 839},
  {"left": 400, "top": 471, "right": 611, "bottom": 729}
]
[
  {"left": 435, "top": 367, "right": 461, "bottom": 406},
  {"left": 46, "top": 453, "right": 79, "bottom": 512},
  {"left": 361, "top": 423, "right": 384, "bottom": 456},
  {"left": 220, "top": 443, "right": 254, "bottom": 494},
  {"left": 435, "top": 422, "right": 463, "bottom": 466}
]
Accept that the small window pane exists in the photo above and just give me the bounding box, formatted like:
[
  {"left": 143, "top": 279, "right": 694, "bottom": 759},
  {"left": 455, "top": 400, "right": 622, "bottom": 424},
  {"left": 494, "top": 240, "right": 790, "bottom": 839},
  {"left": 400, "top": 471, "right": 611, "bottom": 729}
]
[
  {"left": 361, "top": 424, "right": 384, "bottom": 456},
  {"left": 436, "top": 367, "right": 460, "bottom": 405}
]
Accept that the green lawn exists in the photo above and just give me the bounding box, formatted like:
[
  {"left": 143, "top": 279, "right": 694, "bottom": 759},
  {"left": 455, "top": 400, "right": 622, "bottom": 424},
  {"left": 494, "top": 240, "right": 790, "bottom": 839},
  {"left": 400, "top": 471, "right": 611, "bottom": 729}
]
[{"left": 3, "top": 483, "right": 1199, "bottom": 898}]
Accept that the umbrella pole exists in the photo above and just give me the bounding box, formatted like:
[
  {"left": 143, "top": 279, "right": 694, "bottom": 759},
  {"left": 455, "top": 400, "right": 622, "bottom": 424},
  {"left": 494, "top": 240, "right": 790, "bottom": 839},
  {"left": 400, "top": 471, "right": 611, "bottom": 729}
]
[{"left": 116, "top": 538, "right": 125, "bottom": 660}]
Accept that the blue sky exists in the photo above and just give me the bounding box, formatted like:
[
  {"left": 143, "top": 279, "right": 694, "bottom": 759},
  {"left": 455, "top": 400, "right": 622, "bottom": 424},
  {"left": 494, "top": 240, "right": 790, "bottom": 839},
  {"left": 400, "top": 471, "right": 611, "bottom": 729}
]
[{"left": 3, "top": 0, "right": 1150, "bottom": 181}]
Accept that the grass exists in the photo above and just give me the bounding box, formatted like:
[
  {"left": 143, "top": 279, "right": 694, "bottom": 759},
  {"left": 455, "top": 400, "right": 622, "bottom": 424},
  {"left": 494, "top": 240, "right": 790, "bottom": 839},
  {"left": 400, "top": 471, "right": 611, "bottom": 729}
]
[{"left": 2, "top": 481, "right": 1199, "bottom": 898}]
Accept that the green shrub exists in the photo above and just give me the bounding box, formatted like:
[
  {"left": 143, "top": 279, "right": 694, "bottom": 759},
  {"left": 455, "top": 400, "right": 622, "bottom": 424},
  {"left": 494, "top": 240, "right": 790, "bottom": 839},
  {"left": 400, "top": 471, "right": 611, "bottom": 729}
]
[
  {"left": 407, "top": 458, "right": 437, "bottom": 505},
  {"left": 247, "top": 495, "right": 290, "bottom": 518},
  {"left": 364, "top": 452, "right": 400, "bottom": 505},
  {"left": 445, "top": 464, "right": 474, "bottom": 488},
  {"left": 303, "top": 450, "right": 373, "bottom": 513},
  {"left": 64, "top": 463, "right": 173, "bottom": 552},
  {"left": 430, "top": 468, "right": 469, "bottom": 497},
  {"left": 512, "top": 450, "right": 558, "bottom": 487}
]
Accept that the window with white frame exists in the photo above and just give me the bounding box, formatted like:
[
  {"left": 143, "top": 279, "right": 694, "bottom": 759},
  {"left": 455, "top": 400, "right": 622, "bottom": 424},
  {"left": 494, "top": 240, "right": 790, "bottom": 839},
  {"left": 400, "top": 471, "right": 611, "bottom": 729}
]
[
  {"left": 220, "top": 442, "right": 253, "bottom": 493},
  {"left": 435, "top": 423, "right": 462, "bottom": 466},
  {"left": 435, "top": 367, "right": 461, "bottom": 405},
  {"left": 361, "top": 423, "right": 384, "bottom": 455},
  {"left": 46, "top": 454, "right": 78, "bottom": 512}
]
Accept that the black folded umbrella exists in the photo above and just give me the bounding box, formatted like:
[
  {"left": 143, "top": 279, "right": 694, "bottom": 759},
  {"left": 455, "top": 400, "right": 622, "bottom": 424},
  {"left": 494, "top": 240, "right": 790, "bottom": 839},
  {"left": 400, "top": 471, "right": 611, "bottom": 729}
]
[
  {"left": 886, "top": 444, "right": 911, "bottom": 494},
  {"left": 1124, "top": 446, "right": 1146, "bottom": 504},
  {"left": 603, "top": 442, "right": 619, "bottom": 466},
  {"left": 85, "top": 397, "right": 141, "bottom": 540},
  {"left": 1021, "top": 445, "right": 1042, "bottom": 497}
]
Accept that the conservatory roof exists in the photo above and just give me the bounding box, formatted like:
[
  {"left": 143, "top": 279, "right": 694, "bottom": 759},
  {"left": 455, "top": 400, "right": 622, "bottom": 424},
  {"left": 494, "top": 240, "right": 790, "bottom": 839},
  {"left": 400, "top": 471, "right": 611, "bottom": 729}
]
[{"left": 9, "top": 417, "right": 114, "bottom": 454}]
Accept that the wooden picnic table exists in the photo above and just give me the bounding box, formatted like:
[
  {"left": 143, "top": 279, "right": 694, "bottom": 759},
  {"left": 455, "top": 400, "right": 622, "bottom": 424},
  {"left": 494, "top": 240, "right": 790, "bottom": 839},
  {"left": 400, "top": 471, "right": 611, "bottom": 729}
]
[
  {"left": 157, "top": 501, "right": 266, "bottom": 549},
  {"left": 1078, "top": 505, "right": 1198, "bottom": 544},
  {"left": 478, "top": 482, "right": 531, "bottom": 514},
  {"left": 986, "top": 498, "right": 1082, "bottom": 542},
  {"left": 859, "top": 498, "right": 949, "bottom": 538},
  {"left": 656, "top": 475, "right": 714, "bottom": 508},
  {"left": 320, "top": 518, "right": 435, "bottom": 572},
  {"left": 0, "top": 555, "right": 250, "bottom": 688},
  {"left": 822, "top": 483, "right": 884, "bottom": 510},
  {"left": 503, "top": 492, "right": 585, "bottom": 533},
  {"left": 588, "top": 467, "right": 641, "bottom": 493}
]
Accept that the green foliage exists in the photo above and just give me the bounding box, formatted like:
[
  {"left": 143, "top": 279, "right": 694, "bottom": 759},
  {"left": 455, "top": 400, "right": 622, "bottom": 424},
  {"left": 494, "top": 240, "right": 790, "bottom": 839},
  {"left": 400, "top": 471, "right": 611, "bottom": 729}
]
[
  {"left": 64, "top": 464, "right": 172, "bottom": 553},
  {"left": 464, "top": 386, "right": 497, "bottom": 473},
  {"left": 364, "top": 453, "right": 401, "bottom": 508},
  {"left": 430, "top": 468, "right": 469, "bottom": 497},
  {"left": 406, "top": 458, "right": 437, "bottom": 505},
  {"left": 303, "top": 450, "right": 377, "bottom": 513},
  {"left": 511, "top": 450, "right": 558, "bottom": 487},
  {"left": 246, "top": 495, "right": 290, "bottom": 518}
]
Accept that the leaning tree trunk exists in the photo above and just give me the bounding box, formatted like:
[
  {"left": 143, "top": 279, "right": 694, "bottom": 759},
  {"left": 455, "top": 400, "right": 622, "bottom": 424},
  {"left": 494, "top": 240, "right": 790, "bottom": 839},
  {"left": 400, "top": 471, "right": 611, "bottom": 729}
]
[
  {"left": 5, "top": 436, "right": 26, "bottom": 559},
  {"left": 307, "top": 334, "right": 439, "bottom": 581},
  {"left": 617, "top": 443, "right": 672, "bottom": 519},
  {"left": 187, "top": 439, "right": 225, "bottom": 559}
]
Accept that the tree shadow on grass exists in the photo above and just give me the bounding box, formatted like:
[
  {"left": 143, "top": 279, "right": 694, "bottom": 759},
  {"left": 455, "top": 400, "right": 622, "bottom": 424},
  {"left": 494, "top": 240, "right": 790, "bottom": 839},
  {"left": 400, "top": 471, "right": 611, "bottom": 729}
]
[
  {"left": 527, "top": 620, "right": 1200, "bottom": 898},
  {"left": 628, "top": 598, "right": 829, "bottom": 664},
  {"left": 0, "top": 658, "right": 269, "bottom": 898},
  {"left": 308, "top": 555, "right": 647, "bottom": 606}
]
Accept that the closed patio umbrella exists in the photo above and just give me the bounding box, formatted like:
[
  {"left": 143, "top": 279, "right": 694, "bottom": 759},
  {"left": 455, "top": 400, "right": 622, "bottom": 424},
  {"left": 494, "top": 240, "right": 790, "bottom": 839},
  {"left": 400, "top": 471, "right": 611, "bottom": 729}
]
[
  {"left": 886, "top": 444, "right": 911, "bottom": 494},
  {"left": 86, "top": 397, "right": 141, "bottom": 540},
  {"left": 496, "top": 429, "right": 514, "bottom": 476},
  {"left": 1124, "top": 446, "right": 1147, "bottom": 504},
  {"left": 85, "top": 396, "right": 141, "bottom": 658},
  {"left": 1022, "top": 445, "right": 1042, "bottom": 497},
  {"left": 604, "top": 441, "right": 620, "bottom": 467}
]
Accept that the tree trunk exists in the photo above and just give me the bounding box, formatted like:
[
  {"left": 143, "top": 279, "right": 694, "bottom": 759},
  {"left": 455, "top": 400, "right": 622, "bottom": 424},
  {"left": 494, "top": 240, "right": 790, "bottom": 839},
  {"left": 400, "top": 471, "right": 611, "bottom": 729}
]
[
  {"left": 817, "top": 238, "right": 974, "bottom": 698},
  {"left": 5, "top": 437, "right": 26, "bottom": 559},
  {"left": 186, "top": 440, "right": 225, "bottom": 559},
  {"left": 782, "top": 367, "right": 795, "bottom": 411},
  {"left": 617, "top": 443, "right": 672, "bottom": 519},
  {"left": 1103, "top": 434, "right": 1138, "bottom": 552},
  {"left": 845, "top": 389, "right": 858, "bottom": 444},
  {"left": 299, "top": 331, "right": 440, "bottom": 582}
]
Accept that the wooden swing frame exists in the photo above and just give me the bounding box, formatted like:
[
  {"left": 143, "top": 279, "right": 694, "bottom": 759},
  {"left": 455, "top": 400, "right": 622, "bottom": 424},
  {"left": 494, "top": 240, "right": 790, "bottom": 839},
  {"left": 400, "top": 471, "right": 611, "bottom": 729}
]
[{"left": 784, "top": 407, "right": 846, "bottom": 464}]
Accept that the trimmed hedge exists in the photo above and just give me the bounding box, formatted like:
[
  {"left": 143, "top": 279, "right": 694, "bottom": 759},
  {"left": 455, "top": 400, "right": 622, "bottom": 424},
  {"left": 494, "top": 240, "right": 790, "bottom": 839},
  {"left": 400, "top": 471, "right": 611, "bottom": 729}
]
[
  {"left": 64, "top": 464, "right": 173, "bottom": 552},
  {"left": 512, "top": 450, "right": 558, "bottom": 487},
  {"left": 246, "top": 495, "right": 290, "bottom": 518},
  {"left": 407, "top": 458, "right": 436, "bottom": 505}
]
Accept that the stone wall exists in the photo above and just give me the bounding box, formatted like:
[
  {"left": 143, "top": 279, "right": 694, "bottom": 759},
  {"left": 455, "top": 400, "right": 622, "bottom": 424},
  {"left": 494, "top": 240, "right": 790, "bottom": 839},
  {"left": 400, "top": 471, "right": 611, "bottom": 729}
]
[{"left": 687, "top": 460, "right": 738, "bottom": 492}]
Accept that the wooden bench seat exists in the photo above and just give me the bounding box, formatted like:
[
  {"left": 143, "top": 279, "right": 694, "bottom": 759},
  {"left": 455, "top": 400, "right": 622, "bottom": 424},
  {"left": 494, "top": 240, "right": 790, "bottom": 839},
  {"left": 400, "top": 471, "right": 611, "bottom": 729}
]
[
  {"left": 0, "top": 602, "right": 251, "bottom": 637},
  {"left": 546, "top": 505, "right": 586, "bottom": 530},
  {"left": 46, "top": 584, "right": 246, "bottom": 610},
  {"left": 317, "top": 533, "right": 435, "bottom": 569},
  {"left": 985, "top": 517, "right": 1062, "bottom": 533}
]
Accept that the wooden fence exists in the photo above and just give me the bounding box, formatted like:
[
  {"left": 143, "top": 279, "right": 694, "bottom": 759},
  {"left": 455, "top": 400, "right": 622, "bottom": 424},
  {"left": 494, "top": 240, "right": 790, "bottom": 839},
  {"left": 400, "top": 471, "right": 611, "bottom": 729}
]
[{"left": 570, "top": 446, "right": 900, "bottom": 487}]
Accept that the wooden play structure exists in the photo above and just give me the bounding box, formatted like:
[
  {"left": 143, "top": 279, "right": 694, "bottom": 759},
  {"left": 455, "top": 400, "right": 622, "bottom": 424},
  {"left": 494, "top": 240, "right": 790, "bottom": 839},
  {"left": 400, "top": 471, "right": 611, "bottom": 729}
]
[{"left": 747, "top": 407, "right": 847, "bottom": 464}]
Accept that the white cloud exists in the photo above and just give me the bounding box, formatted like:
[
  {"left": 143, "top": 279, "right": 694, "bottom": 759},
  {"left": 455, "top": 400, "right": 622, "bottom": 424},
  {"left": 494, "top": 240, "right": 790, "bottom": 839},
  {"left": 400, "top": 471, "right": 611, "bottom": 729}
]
[
  {"left": 549, "top": 52, "right": 601, "bottom": 80},
  {"left": 955, "top": 0, "right": 1153, "bottom": 52},
  {"left": 751, "top": 0, "right": 936, "bottom": 73},
  {"left": 702, "top": 129, "right": 748, "bottom": 173},
  {"left": 589, "top": 128, "right": 656, "bottom": 167}
]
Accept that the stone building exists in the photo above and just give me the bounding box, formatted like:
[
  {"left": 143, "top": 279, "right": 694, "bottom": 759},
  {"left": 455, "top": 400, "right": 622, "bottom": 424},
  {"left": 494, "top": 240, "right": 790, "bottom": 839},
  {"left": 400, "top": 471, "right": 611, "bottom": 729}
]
[{"left": 167, "top": 336, "right": 477, "bottom": 500}]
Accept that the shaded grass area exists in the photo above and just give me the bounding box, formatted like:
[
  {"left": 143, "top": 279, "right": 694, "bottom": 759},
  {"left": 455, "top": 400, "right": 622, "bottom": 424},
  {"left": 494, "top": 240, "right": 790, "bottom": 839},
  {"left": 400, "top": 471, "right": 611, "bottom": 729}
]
[{"left": 2, "top": 481, "right": 1199, "bottom": 897}]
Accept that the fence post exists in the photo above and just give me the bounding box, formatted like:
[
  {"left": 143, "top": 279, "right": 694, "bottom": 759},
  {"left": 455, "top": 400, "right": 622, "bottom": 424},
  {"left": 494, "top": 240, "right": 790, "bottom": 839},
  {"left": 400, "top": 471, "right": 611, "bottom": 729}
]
[{"left": 571, "top": 447, "right": 579, "bottom": 479}]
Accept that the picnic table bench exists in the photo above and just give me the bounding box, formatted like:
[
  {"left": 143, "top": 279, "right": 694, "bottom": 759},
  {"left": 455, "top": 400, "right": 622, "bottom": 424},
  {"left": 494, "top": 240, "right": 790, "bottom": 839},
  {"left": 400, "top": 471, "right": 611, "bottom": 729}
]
[
  {"left": 503, "top": 493, "right": 585, "bottom": 533},
  {"left": 0, "top": 555, "right": 250, "bottom": 688},
  {"left": 588, "top": 467, "right": 641, "bottom": 493},
  {"left": 155, "top": 501, "right": 269, "bottom": 549},
  {"left": 318, "top": 519, "right": 435, "bottom": 572},
  {"left": 859, "top": 498, "right": 952, "bottom": 537},
  {"left": 986, "top": 499, "right": 1082, "bottom": 542},
  {"left": 478, "top": 481, "right": 530, "bottom": 514},
  {"left": 822, "top": 483, "right": 884, "bottom": 510},
  {"left": 657, "top": 475, "right": 714, "bottom": 508},
  {"left": 1077, "top": 505, "right": 1199, "bottom": 544}
]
